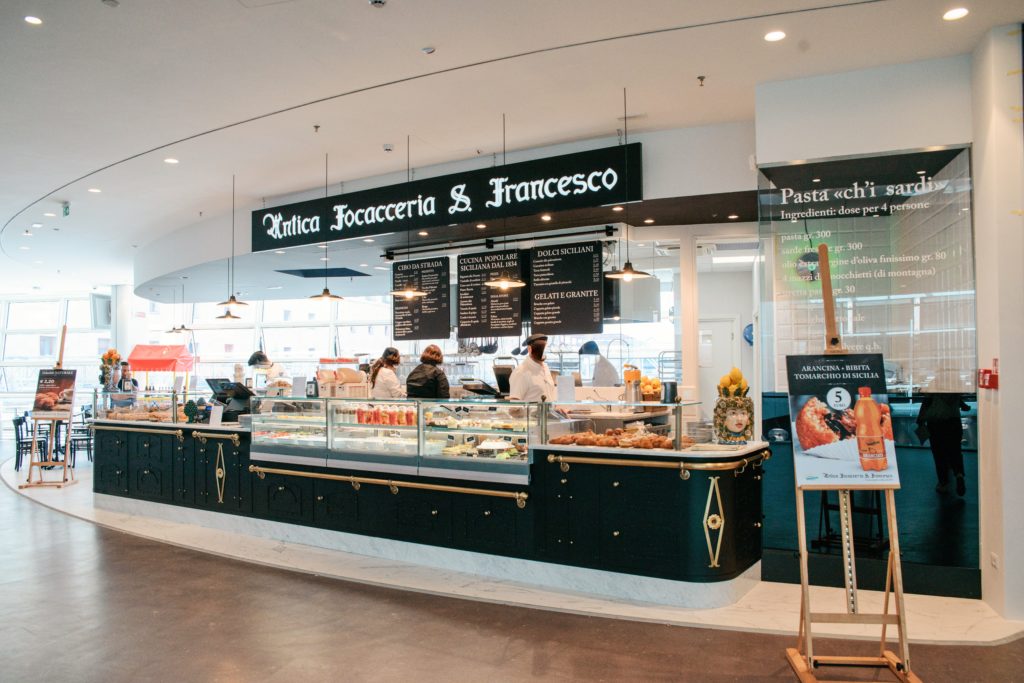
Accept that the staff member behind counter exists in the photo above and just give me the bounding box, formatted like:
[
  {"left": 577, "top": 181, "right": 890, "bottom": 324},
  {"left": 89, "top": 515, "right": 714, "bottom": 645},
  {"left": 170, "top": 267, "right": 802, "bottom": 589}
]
[
  {"left": 579, "top": 341, "right": 619, "bottom": 387},
  {"left": 508, "top": 333, "right": 556, "bottom": 402}
]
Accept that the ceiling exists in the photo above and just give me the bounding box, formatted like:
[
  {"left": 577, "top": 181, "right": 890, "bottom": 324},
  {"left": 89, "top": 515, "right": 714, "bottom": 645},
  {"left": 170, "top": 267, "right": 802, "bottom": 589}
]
[{"left": 2, "top": 0, "right": 1020, "bottom": 295}]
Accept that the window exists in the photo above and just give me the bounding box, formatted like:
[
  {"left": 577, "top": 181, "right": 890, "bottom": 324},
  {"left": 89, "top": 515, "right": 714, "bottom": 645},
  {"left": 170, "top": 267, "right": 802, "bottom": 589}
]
[
  {"left": 66, "top": 299, "right": 93, "bottom": 328},
  {"left": 7, "top": 301, "right": 59, "bottom": 329}
]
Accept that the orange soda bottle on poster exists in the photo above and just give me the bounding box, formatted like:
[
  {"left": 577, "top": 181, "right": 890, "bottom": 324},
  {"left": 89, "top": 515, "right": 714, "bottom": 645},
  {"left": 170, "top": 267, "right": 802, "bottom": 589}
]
[{"left": 854, "top": 387, "right": 887, "bottom": 471}]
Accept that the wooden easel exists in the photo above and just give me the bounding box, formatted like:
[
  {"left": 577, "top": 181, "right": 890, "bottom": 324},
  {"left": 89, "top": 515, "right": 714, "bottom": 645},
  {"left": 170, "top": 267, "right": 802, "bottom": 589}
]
[
  {"left": 785, "top": 245, "right": 920, "bottom": 682},
  {"left": 20, "top": 325, "right": 77, "bottom": 489}
]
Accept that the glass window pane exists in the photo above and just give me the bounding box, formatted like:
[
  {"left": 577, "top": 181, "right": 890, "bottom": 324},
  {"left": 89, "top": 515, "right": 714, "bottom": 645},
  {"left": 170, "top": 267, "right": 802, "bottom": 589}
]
[
  {"left": 3, "top": 333, "right": 57, "bottom": 361},
  {"left": 66, "top": 299, "right": 93, "bottom": 328},
  {"left": 263, "top": 327, "right": 331, "bottom": 361},
  {"left": 263, "top": 299, "right": 332, "bottom": 323},
  {"left": 63, "top": 332, "right": 113, "bottom": 360},
  {"left": 191, "top": 329, "right": 254, "bottom": 361},
  {"left": 8, "top": 301, "right": 59, "bottom": 329},
  {"left": 0, "top": 366, "right": 45, "bottom": 392},
  {"left": 339, "top": 296, "right": 391, "bottom": 323}
]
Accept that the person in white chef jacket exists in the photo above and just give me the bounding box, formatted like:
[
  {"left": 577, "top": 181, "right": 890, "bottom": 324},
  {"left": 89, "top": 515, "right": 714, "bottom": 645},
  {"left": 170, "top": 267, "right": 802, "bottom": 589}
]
[
  {"left": 579, "top": 341, "right": 619, "bottom": 386},
  {"left": 508, "top": 333, "right": 557, "bottom": 403}
]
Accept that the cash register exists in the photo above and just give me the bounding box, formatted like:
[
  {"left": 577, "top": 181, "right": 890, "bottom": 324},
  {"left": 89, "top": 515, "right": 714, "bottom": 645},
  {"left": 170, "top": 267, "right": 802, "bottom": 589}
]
[{"left": 206, "top": 378, "right": 253, "bottom": 422}]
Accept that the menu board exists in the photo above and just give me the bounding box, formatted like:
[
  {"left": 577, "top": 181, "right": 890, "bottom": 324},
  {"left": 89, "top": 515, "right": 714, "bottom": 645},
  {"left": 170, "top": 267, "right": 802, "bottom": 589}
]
[
  {"left": 529, "top": 241, "right": 603, "bottom": 335},
  {"left": 457, "top": 249, "right": 523, "bottom": 338},
  {"left": 32, "top": 369, "right": 77, "bottom": 419},
  {"left": 392, "top": 258, "right": 451, "bottom": 340}
]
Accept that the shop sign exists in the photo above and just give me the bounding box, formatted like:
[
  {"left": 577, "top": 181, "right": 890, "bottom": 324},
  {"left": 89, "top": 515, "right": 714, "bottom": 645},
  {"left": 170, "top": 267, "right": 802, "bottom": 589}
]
[
  {"left": 785, "top": 354, "right": 900, "bottom": 489},
  {"left": 529, "top": 241, "right": 603, "bottom": 335},
  {"left": 392, "top": 258, "right": 451, "bottom": 341},
  {"left": 252, "top": 144, "right": 642, "bottom": 252},
  {"left": 457, "top": 249, "right": 523, "bottom": 338}
]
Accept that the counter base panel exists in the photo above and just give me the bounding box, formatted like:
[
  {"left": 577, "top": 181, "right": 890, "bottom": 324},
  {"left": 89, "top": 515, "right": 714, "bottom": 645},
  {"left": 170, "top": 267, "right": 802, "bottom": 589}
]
[{"left": 92, "top": 489, "right": 759, "bottom": 609}]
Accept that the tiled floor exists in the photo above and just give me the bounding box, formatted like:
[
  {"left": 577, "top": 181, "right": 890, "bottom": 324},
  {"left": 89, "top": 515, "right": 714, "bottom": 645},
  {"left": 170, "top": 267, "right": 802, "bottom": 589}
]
[{"left": 2, "top": 443, "right": 1023, "bottom": 681}]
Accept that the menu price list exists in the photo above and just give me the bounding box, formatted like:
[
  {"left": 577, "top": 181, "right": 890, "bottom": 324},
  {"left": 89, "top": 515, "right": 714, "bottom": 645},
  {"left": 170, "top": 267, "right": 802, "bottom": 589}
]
[
  {"left": 392, "top": 258, "right": 451, "bottom": 340},
  {"left": 529, "top": 241, "right": 603, "bottom": 335},
  {"left": 457, "top": 249, "right": 523, "bottom": 338}
]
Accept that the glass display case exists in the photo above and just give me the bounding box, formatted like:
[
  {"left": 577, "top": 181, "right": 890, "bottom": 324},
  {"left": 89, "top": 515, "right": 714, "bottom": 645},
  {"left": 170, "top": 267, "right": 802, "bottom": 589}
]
[
  {"left": 93, "top": 389, "right": 185, "bottom": 423},
  {"left": 327, "top": 398, "right": 422, "bottom": 475},
  {"left": 251, "top": 397, "right": 328, "bottom": 466},
  {"left": 543, "top": 401, "right": 703, "bottom": 452}
]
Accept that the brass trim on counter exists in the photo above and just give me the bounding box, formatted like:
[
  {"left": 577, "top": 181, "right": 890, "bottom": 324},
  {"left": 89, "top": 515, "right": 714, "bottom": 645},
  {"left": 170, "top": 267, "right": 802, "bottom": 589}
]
[
  {"left": 247, "top": 465, "right": 529, "bottom": 509},
  {"left": 545, "top": 449, "right": 770, "bottom": 480},
  {"left": 702, "top": 476, "right": 725, "bottom": 568},
  {"left": 192, "top": 431, "right": 241, "bottom": 447},
  {"left": 91, "top": 424, "right": 184, "bottom": 443}
]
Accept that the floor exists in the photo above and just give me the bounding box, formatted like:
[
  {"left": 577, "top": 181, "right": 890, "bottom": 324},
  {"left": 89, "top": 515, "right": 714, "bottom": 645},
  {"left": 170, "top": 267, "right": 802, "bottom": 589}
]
[{"left": 3, "top": 444, "right": 1024, "bottom": 682}]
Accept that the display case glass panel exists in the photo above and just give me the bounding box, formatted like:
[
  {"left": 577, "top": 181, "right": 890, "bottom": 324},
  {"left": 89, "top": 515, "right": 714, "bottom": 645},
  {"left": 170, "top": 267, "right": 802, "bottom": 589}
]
[
  {"left": 542, "top": 401, "right": 701, "bottom": 452},
  {"left": 326, "top": 398, "right": 421, "bottom": 474},
  {"left": 95, "top": 390, "right": 185, "bottom": 423},
  {"left": 251, "top": 397, "right": 328, "bottom": 466}
]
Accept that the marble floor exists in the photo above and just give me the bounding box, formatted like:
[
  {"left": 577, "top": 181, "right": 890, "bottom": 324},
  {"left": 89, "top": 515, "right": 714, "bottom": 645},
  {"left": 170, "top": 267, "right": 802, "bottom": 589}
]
[{"left": 2, "top": 447, "right": 1022, "bottom": 651}]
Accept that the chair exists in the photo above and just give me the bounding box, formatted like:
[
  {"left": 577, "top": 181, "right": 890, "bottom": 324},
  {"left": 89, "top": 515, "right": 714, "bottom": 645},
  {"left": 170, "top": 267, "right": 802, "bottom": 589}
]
[
  {"left": 69, "top": 410, "right": 93, "bottom": 466},
  {"left": 12, "top": 416, "right": 46, "bottom": 471}
]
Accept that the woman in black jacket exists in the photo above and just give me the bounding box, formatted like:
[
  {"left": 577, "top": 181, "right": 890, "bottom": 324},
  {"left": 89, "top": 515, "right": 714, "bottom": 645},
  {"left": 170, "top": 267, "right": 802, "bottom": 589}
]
[{"left": 405, "top": 345, "right": 450, "bottom": 399}]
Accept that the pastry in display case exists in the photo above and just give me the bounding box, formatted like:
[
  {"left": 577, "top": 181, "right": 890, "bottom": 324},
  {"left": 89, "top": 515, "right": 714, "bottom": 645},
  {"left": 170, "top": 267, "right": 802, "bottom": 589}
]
[
  {"left": 94, "top": 390, "right": 186, "bottom": 423},
  {"left": 544, "top": 401, "right": 700, "bottom": 452},
  {"left": 251, "top": 397, "right": 328, "bottom": 464}
]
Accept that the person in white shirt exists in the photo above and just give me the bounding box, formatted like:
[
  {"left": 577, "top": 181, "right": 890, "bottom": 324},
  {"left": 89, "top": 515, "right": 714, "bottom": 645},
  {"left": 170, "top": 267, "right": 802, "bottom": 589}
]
[
  {"left": 579, "top": 341, "right": 619, "bottom": 386},
  {"left": 370, "top": 347, "right": 406, "bottom": 399},
  {"left": 508, "top": 334, "right": 556, "bottom": 403}
]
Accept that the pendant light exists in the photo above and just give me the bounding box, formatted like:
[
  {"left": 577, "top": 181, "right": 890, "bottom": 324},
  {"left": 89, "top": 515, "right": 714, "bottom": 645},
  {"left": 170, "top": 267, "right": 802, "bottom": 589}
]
[
  {"left": 217, "top": 175, "right": 248, "bottom": 317},
  {"left": 605, "top": 88, "right": 650, "bottom": 282},
  {"left": 311, "top": 153, "right": 344, "bottom": 301},
  {"left": 391, "top": 135, "right": 427, "bottom": 298},
  {"left": 485, "top": 114, "right": 526, "bottom": 290},
  {"left": 167, "top": 283, "right": 192, "bottom": 333}
]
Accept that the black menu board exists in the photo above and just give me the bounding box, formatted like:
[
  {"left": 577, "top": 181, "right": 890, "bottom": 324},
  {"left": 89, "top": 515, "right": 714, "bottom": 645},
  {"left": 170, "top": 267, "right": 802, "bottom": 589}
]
[
  {"left": 529, "top": 241, "right": 604, "bottom": 335},
  {"left": 457, "top": 249, "right": 523, "bottom": 338},
  {"left": 392, "top": 257, "right": 451, "bottom": 340}
]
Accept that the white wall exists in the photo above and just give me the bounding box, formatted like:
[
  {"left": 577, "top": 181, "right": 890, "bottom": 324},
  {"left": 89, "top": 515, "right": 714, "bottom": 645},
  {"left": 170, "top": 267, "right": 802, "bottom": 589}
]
[
  {"left": 972, "top": 25, "right": 1024, "bottom": 620},
  {"left": 697, "top": 270, "right": 755, "bottom": 379},
  {"left": 755, "top": 56, "right": 973, "bottom": 164}
]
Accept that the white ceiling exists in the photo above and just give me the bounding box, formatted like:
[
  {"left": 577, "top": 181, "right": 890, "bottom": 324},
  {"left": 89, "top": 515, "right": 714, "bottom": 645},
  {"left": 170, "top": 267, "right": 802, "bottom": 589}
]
[{"left": 2, "top": 0, "right": 1020, "bottom": 294}]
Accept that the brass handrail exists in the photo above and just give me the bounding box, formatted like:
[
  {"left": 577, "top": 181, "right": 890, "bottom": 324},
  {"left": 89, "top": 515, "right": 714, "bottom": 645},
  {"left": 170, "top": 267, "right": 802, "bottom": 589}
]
[
  {"left": 546, "top": 450, "right": 770, "bottom": 480},
  {"left": 91, "top": 424, "right": 184, "bottom": 443},
  {"left": 192, "top": 431, "right": 241, "bottom": 447},
  {"left": 247, "top": 464, "right": 529, "bottom": 509}
]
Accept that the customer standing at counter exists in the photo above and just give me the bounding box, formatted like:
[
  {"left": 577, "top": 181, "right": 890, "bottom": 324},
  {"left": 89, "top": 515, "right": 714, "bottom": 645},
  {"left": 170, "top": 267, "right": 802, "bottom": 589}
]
[
  {"left": 405, "top": 344, "right": 450, "bottom": 399},
  {"left": 509, "top": 333, "right": 556, "bottom": 402},
  {"left": 370, "top": 347, "right": 406, "bottom": 399}
]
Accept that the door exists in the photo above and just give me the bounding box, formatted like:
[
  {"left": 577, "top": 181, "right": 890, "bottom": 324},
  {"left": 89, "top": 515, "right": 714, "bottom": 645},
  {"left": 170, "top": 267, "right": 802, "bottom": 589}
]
[{"left": 698, "top": 317, "right": 740, "bottom": 418}]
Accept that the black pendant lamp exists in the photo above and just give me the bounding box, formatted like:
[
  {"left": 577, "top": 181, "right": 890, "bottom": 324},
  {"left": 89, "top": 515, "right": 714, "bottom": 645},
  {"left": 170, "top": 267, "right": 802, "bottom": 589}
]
[
  {"left": 485, "top": 114, "right": 526, "bottom": 290},
  {"left": 167, "top": 284, "right": 192, "bottom": 333},
  {"left": 217, "top": 175, "right": 248, "bottom": 318},
  {"left": 391, "top": 135, "right": 427, "bottom": 298},
  {"left": 311, "top": 153, "right": 344, "bottom": 302},
  {"left": 605, "top": 88, "right": 650, "bottom": 283}
]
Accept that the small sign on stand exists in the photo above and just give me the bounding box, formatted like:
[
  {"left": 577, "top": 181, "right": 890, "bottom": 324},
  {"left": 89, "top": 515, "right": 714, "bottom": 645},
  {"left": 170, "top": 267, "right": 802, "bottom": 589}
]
[
  {"left": 784, "top": 246, "right": 921, "bottom": 683},
  {"left": 21, "top": 325, "right": 78, "bottom": 489}
]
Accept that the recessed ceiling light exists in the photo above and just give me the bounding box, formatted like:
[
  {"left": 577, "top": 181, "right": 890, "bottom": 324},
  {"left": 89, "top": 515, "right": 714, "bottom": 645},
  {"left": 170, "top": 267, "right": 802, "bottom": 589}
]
[
  {"left": 23, "top": 230, "right": 33, "bottom": 237},
  {"left": 317, "top": 244, "right": 329, "bottom": 249},
  {"left": 643, "top": 218, "right": 655, "bottom": 224},
  {"left": 917, "top": 170, "right": 927, "bottom": 175},
  {"left": 728, "top": 214, "right": 739, "bottom": 220},
  {"left": 320, "top": 257, "right": 330, "bottom": 261},
  {"left": 31, "top": 223, "right": 42, "bottom": 228},
  {"left": 359, "top": 263, "right": 369, "bottom": 267},
  {"left": 88, "top": 188, "right": 102, "bottom": 193},
  {"left": 943, "top": 8, "right": 968, "bottom": 21},
  {"left": 363, "top": 238, "right": 374, "bottom": 243},
  {"left": 267, "top": 285, "right": 283, "bottom": 290},
  {"left": 612, "top": 206, "right": 624, "bottom": 212},
  {"left": 24, "top": 16, "right": 42, "bottom": 25},
  {"left": 19, "top": 246, "right": 30, "bottom": 250},
  {"left": 418, "top": 231, "right": 428, "bottom": 236},
  {"left": 764, "top": 30, "right": 786, "bottom": 42},
  {"left": 374, "top": 266, "right": 389, "bottom": 271},
  {"left": 812, "top": 178, "right": 821, "bottom": 183},
  {"left": 541, "top": 214, "right": 552, "bottom": 222},
  {"left": 275, "top": 250, "right": 286, "bottom": 254},
  {"left": 476, "top": 223, "right": 486, "bottom": 229},
  {"left": 43, "top": 212, "right": 56, "bottom": 217},
  {"left": 163, "top": 158, "right": 179, "bottom": 164}
]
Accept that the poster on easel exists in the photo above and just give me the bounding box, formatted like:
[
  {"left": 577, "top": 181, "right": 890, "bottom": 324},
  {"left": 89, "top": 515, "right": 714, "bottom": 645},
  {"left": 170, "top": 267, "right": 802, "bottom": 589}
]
[
  {"left": 786, "top": 353, "right": 899, "bottom": 489},
  {"left": 32, "top": 369, "right": 77, "bottom": 420}
]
